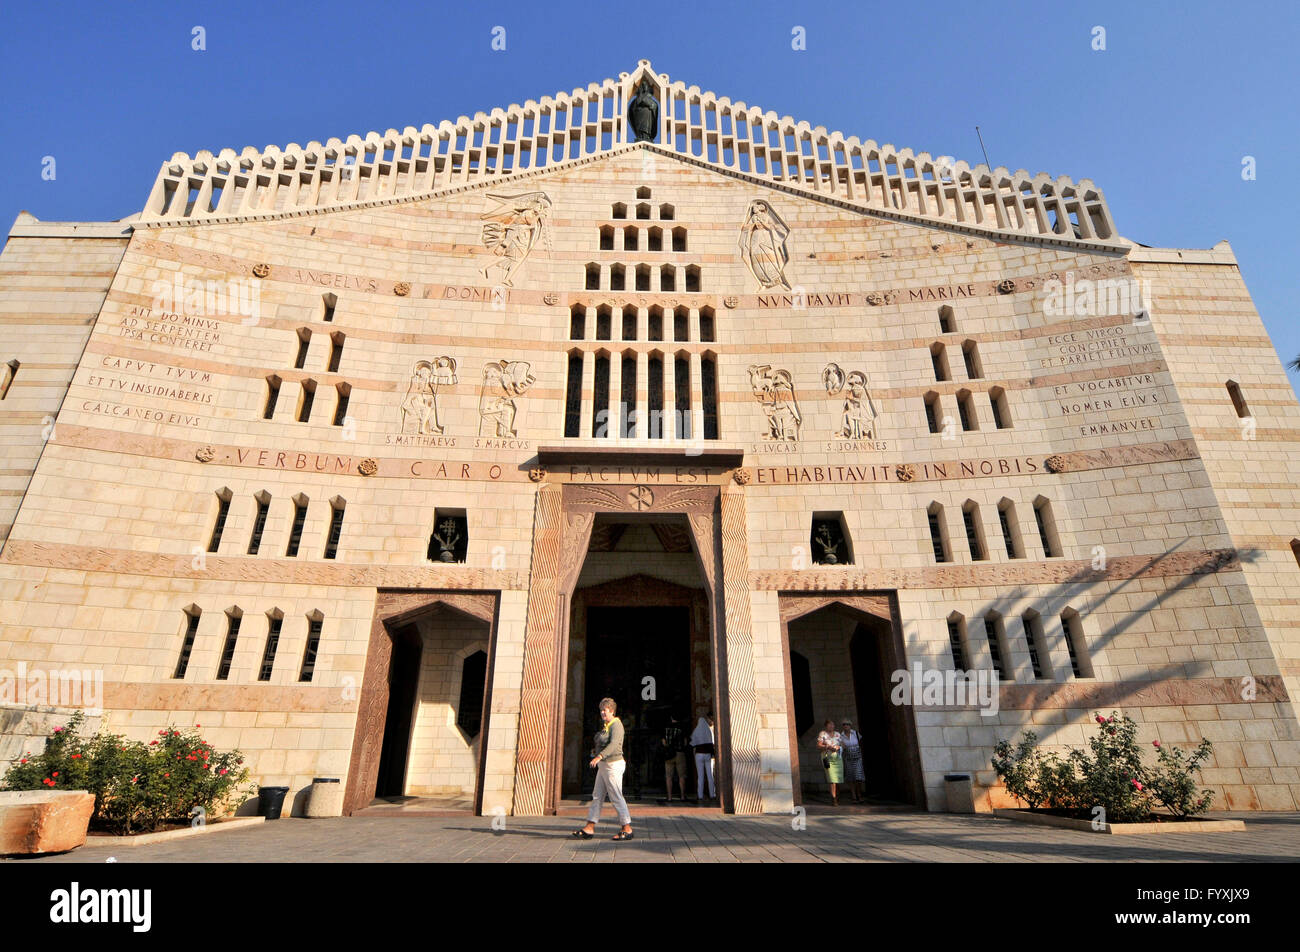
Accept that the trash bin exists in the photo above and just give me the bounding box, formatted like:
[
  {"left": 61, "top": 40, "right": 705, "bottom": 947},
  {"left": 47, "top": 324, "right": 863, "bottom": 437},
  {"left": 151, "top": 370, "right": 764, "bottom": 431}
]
[
  {"left": 305, "top": 778, "right": 343, "bottom": 818},
  {"left": 944, "top": 773, "right": 975, "bottom": 814},
  {"left": 257, "top": 785, "right": 290, "bottom": 820}
]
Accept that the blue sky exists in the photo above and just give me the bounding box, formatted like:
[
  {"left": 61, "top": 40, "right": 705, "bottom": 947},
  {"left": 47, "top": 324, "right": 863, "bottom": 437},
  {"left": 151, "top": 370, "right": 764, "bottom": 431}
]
[{"left": 2, "top": 0, "right": 1297, "bottom": 394}]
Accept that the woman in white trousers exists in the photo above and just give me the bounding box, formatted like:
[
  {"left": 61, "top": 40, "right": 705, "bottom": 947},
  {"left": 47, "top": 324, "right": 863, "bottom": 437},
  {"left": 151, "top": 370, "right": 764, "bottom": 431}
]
[
  {"left": 572, "top": 697, "right": 633, "bottom": 840},
  {"left": 690, "top": 715, "right": 716, "bottom": 802}
]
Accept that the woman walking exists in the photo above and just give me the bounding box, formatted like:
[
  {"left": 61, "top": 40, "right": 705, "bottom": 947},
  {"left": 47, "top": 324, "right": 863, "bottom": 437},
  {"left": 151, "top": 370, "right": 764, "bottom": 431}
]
[
  {"left": 690, "top": 715, "right": 717, "bottom": 804},
  {"left": 817, "top": 719, "right": 844, "bottom": 806},
  {"left": 572, "top": 697, "right": 634, "bottom": 840},
  {"left": 840, "top": 720, "right": 865, "bottom": 803}
]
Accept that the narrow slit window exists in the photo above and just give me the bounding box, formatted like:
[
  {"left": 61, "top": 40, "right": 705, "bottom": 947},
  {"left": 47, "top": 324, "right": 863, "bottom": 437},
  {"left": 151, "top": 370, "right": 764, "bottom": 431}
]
[
  {"left": 0, "top": 359, "right": 18, "bottom": 400},
  {"left": 173, "top": 610, "right": 201, "bottom": 679},
  {"left": 1226, "top": 380, "right": 1250, "bottom": 418},
  {"left": 673, "top": 308, "right": 689, "bottom": 342},
  {"left": 286, "top": 498, "right": 308, "bottom": 556},
  {"left": 962, "top": 340, "right": 982, "bottom": 378},
  {"left": 258, "top": 614, "right": 283, "bottom": 682},
  {"left": 592, "top": 354, "right": 610, "bottom": 438},
  {"left": 938, "top": 305, "right": 954, "bottom": 333},
  {"left": 930, "top": 343, "right": 949, "bottom": 381},
  {"left": 294, "top": 329, "right": 311, "bottom": 369},
  {"left": 924, "top": 392, "right": 941, "bottom": 434},
  {"left": 299, "top": 616, "right": 323, "bottom": 682},
  {"left": 323, "top": 502, "right": 345, "bottom": 559},
  {"left": 989, "top": 387, "right": 1012, "bottom": 429},
  {"left": 620, "top": 353, "right": 637, "bottom": 437},
  {"left": 247, "top": 494, "right": 270, "bottom": 555},
  {"left": 297, "top": 380, "right": 316, "bottom": 422},
  {"left": 564, "top": 352, "right": 583, "bottom": 437},
  {"left": 322, "top": 294, "right": 336, "bottom": 322},
  {"left": 216, "top": 611, "right": 242, "bottom": 680},
  {"left": 927, "top": 505, "right": 949, "bottom": 562},
  {"left": 984, "top": 615, "right": 1004, "bottom": 680},
  {"left": 998, "top": 502, "right": 1021, "bottom": 558},
  {"left": 207, "top": 490, "right": 232, "bottom": 553},
  {"left": 648, "top": 307, "right": 663, "bottom": 341},
  {"left": 263, "top": 376, "right": 281, "bottom": 419},
  {"left": 1034, "top": 498, "right": 1059, "bottom": 557},
  {"left": 698, "top": 307, "right": 715, "bottom": 342},
  {"left": 327, "top": 333, "right": 345, "bottom": 373},
  {"left": 957, "top": 390, "right": 977, "bottom": 431},
  {"left": 332, "top": 383, "right": 351, "bottom": 426},
  {"left": 648, "top": 355, "right": 664, "bottom": 439},
  {"left": 570, "top": 305, "right": 586, "bottom": 340},
  {"left": 674, "top": 355, "right": 691, "bottom": 439},
  {"left": 947, "top": 616, "right": 967, "bottom": 669},
  {"left": 585, "top": 263, "right": 601, "bottom": 290},
  {"left": 622, "top": 306, "right": 638, "bottom": 341},
  {"left": 610, "top": 265, "right": 625, "bottom": 291},
  {"left": 701, "top": 355, "right": 719, "bottom": 440},
  {"left": 1061, "top": 610, "right": 1091, "bottom": 677},
  {"left": 684, "top": 266, "right": 700, "bottom": 292},
  {"left": 1022, "top": 613, "right": 1049, "bottom": 680},
  {"left": 962, "top": 504, "right": 986, "bottom": 560},
  {"left": 595, "top": 307, "right": 612, "bottom": 341}
]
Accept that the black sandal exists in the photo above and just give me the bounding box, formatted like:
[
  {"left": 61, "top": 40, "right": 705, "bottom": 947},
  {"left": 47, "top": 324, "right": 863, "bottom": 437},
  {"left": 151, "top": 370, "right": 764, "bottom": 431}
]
[
  {"left": 612, "top": 830, "right": 634, "bottom": 841},
  {"left": 571, "top": 829, "right": 593, "bottom": 839}
]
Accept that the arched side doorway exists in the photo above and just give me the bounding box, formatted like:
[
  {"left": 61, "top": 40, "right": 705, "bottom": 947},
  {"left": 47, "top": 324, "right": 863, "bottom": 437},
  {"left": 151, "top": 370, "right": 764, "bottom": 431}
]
[
  {"left": 343, "top": 590, "right": 499, "bottom": 815},
  {"left": 779, "top": 594, "right": 924, "bottom": 807}
]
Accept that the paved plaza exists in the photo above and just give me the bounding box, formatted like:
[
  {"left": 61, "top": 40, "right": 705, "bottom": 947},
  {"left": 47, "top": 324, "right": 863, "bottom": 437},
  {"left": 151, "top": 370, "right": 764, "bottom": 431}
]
[{"left": 10, "top": 810, "right": 1300, "bottom": 863}]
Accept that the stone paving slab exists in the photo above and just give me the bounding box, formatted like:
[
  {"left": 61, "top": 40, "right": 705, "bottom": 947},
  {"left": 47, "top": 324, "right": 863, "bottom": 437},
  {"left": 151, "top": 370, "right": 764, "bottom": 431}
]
[{"left": 6, "top": 811, "right": 1299, "bottom": 863}]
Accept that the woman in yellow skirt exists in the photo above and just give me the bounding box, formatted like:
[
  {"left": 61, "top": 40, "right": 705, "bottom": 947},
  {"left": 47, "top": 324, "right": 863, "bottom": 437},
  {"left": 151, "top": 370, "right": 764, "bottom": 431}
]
[{"left": 817, "top": 719, "right": 844, "bottom": 806}]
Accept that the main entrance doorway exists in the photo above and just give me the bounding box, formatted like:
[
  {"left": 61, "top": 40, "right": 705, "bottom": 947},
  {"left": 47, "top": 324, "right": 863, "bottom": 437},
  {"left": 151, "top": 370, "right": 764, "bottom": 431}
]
[
  {"left": 573, "top": 606, "right": 691, "bottom": 799},
  {"left": 556, "top": 515, "right": 717, "bottom": 807}
]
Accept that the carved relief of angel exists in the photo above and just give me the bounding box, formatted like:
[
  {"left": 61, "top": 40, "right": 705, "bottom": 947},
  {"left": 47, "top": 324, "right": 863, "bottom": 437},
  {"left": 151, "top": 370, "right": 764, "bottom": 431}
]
[
  {"left": 748, "top": 363, "right": 802, "bottom": 441},
  {"left": 480, "top": 191, "right": 553, "bottom": 287},
  {"left": 478, "top": 359, "right": 536, "bottom": 437},
  {"left": 738, "top": 200, "right": 792, "bottom": 290}
]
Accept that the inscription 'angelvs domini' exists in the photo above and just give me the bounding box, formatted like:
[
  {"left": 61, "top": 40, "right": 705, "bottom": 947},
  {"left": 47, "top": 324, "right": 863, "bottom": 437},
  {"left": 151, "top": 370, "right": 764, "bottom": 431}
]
[{"left": 1, "top": 58, "right": 1298, "bottom": 824}]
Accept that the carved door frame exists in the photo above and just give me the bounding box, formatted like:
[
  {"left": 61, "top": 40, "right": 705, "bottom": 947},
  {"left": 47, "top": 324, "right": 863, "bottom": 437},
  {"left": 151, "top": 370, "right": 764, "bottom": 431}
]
[
  {"left": 343, "top": 589, "right": 500, "bottom": 816},
  {"left": 777, "top": 592, "right": 925, "bottom": 808},
  {"left": 512, "top": 481, "right": 766, "bottom": 815}
]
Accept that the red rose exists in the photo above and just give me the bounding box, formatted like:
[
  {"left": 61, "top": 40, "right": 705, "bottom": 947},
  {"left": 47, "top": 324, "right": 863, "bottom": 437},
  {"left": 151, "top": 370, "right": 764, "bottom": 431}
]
[
  {"left": 1153, "top": 740, "right": 1160, "bottom": 748},
  {"left": 71, "top": 754, "right": 81, "bottom": 759},
  {"left": 150, "top": 741, "right": 159, "bottom": 746},
  {"left": 164, "top": 772, "right": 170, "bottom": 778},
  {"left": 52, "top": 772, "right": 58, "bottom": 778}
]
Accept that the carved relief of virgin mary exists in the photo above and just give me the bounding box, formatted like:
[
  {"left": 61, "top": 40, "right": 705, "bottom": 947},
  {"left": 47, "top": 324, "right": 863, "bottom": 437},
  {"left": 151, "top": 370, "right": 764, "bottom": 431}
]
[{"left": 738, "top": 200, "right": 792, "bottom": 291}]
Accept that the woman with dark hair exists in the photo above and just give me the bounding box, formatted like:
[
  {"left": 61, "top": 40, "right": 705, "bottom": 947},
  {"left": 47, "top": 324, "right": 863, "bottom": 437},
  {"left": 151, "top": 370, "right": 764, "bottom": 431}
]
[{"left": 572, "top": 697, "right": 633, "bottom": 841}]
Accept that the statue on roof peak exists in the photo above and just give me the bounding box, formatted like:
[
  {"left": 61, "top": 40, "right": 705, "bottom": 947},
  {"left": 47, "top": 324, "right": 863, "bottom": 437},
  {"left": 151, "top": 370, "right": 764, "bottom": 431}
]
[{"left": 627, "top": 78, "right": 659, "bottom": 143}]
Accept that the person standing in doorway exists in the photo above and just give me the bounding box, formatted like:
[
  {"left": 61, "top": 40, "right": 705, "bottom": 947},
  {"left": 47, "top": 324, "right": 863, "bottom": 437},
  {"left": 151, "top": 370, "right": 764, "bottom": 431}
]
[
  {"left": 661, "top": 711, "right": 689, "bottom": 802},
  {"left": 817, "top": 719, "right": 844, "bottom": 806},
  {"left": 840, "top": 720, "right": 865, "bottom": 803},
  {"left": 572, "top": 697, "right": 634, "bottom": 840},
  {"left": 690, "top": 715, "right": 717, "bottom": 804}
]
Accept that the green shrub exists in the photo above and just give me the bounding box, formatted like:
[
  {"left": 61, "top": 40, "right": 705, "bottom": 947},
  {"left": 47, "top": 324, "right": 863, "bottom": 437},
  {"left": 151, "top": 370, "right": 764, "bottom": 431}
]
[
  {"left": 991, "top": 711, "right": 1215, "bottom": 822},
  {"left": 2, "top": 711, "right": 256, "bottom": 834}
]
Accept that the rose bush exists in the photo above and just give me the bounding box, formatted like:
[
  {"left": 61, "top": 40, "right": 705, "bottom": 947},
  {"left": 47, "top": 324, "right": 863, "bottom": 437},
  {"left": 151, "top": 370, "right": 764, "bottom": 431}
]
[
  {"left": 2, "top": 711, "right": 256, "bottom": 834},
  {"left": 991, "top": 711, "right": 1215, "bottom": 822}
]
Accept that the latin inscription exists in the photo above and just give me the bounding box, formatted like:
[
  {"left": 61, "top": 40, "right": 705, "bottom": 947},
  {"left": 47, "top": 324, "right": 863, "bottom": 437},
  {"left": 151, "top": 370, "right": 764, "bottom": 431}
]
[
  {"left": 753, "top": 456, "right": 1039, "bottom": 485},
  {"left": 567, "top": 466, "right": 711, "bottom": 483},
  {"left": 1040, "top": 326, "right": 1156, "bottom": 368},
  {"left": 118, "top": 307, "right": 221, "bottom": 352},
  {"left": 285, "top": 269, "right": 378, "bottom": 292}
]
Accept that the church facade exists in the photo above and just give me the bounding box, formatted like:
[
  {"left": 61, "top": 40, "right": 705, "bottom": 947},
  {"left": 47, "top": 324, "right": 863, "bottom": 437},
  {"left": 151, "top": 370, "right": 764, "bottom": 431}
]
[{"left": 2, "top": 60, "right": 1298, "bottom": 816}]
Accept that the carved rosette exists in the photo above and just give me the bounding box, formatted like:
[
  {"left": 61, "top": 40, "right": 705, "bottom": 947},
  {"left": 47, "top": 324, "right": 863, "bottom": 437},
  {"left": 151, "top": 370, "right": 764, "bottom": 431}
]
[
  {"left": 251, "top": 263, "right": 270, "bottom": 279},
  {"left": 528, "top": 466, "right": 546, "bottom": 482},
  {"left": 732, "top": 467, "right": 752, "bottom": 486},
  {"left": 393, "top": 281, "right": 411, "bottom": 297},
  {"left": 996, "top": 279, "right": 1016, "bottom": 295},
  {"left": 865, "top": 291, "right": 885, "bottom": 306},
  {"left": 543, "top": 292, "right": 559, "bottom": 305},
  {"left": 195, "top": 445, "right": 215, "bottom": 463},
  {"left": 357, "top": 458, "right": 379, "bottom": 476},
  {"left": 723, "top": 296, "right": 739, "bottom": 309},
  {"left": 1044, "top": 454, "right": 1069, "bottom": 474},
  {"left": 895, "top": 463, "right": 916, "bottom": 482}
]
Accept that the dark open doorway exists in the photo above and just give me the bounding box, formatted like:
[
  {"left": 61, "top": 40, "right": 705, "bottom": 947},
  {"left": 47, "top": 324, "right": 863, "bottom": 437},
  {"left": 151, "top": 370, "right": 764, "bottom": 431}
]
[
  {"left": 573, "top": 605, "right": 691, "bottom": 799},
  {"left": 375, "top": 622, "right": 422, "bottom": 798}
]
